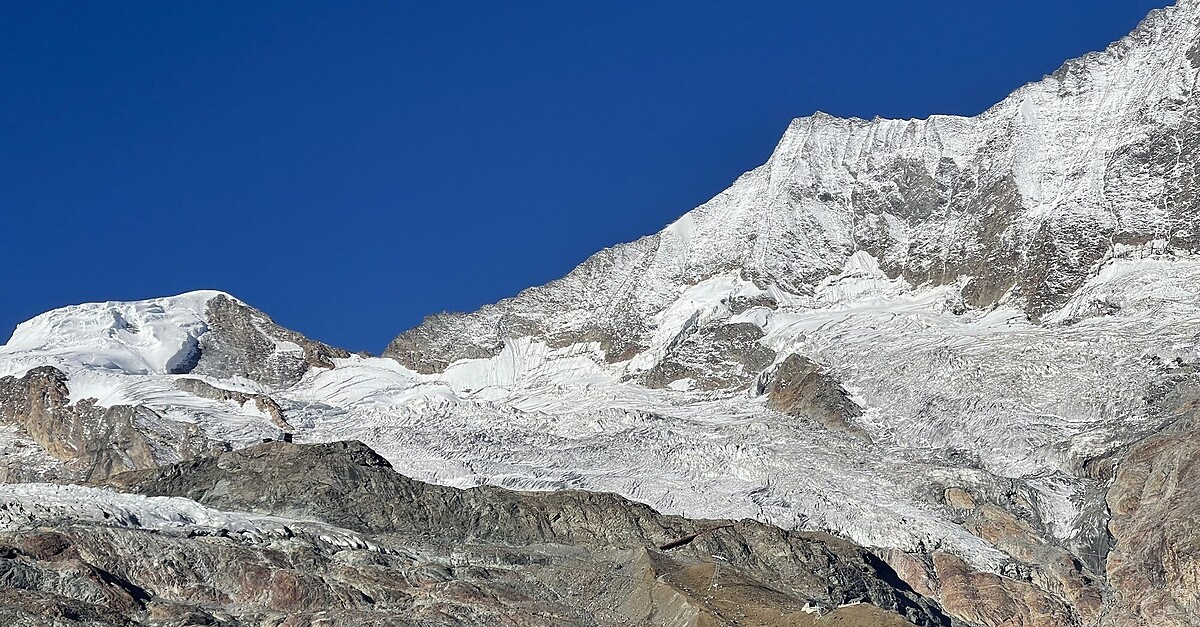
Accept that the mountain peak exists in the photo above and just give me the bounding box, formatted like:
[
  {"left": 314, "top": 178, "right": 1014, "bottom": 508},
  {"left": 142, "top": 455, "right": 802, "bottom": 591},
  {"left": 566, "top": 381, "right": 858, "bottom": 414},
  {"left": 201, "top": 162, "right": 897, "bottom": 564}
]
[
  {"left": 5, "top": 6, "right": 1200, "bottom": 625},
  {"left": 386, "top": 1, "right": 1200, "bottom": 373},
  {"left": 1, "top": 290, "right": 347, "bottom": 385},
  {"left": 1, "top": 290, "right": 232, "bottom": 375}
]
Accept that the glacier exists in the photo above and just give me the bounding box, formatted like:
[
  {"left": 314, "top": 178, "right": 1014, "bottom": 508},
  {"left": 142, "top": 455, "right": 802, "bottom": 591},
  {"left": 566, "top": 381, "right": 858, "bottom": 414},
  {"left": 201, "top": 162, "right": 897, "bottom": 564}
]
[{"left": 4, "top": 2, "right": 1200, "bottom": 625}]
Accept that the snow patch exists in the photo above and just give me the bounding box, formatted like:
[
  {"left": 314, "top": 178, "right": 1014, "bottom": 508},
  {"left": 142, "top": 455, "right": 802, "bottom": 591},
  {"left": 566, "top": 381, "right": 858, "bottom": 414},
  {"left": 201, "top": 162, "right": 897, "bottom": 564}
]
[{"left": 0, "top": 483, "right": 382, "bottom": 552}]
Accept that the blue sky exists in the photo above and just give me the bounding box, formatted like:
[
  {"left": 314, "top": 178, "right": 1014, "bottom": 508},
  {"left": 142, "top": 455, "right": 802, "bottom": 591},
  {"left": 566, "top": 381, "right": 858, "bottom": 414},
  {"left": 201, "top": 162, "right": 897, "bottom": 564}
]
[{"left": 0, "top": 1, "right": 1172, "bottom": 352}]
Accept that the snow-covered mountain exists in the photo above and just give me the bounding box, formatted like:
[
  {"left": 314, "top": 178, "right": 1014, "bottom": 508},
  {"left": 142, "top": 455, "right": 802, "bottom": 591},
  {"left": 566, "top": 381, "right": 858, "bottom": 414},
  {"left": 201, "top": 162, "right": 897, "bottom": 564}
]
[
  {"left": 387, "top": 0, "right": 1200, "bottom": 372},
  {"left": 4, "top": 3, "right": 1200, "bottom": 626}
]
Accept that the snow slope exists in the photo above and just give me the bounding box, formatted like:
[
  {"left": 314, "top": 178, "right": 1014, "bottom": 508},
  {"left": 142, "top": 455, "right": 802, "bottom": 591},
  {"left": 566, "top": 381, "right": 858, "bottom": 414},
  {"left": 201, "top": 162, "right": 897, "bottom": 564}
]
[
  {"left": 5, "top": 252, "right": 1193, "bottom": 570},
  {"left": 0, "top": 291, "right": 221, "bottom": 379}
]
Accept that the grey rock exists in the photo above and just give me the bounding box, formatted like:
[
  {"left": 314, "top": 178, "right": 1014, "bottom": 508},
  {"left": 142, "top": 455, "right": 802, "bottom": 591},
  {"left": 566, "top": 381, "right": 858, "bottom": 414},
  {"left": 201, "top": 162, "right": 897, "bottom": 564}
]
[
  {"left": 640, "top": 322, "right": 776, "bottom": 391},
  {"left": 188, "top": 295, "right": 350, "bottom": 388}
]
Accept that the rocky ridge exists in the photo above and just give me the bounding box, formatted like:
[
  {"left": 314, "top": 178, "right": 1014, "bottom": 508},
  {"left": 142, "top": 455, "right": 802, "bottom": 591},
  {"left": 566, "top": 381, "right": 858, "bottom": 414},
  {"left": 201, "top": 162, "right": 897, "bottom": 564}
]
[
  {"left": 385, "top": 0, "right": 1200, "bottom": 371},
  {"left": 0, "top": 440, "right": 957, "bottom": 627}
]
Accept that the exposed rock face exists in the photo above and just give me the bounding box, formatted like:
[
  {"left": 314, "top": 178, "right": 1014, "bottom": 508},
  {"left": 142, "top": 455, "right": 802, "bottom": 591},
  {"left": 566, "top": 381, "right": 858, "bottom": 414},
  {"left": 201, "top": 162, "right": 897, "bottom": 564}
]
[
  {"left": 0, "top": 440, "right": 960, "bottom": 626},
  {"left": 384, "top": 313, "right": 505, "bottom": 374},
  {"left": 761, "top": 354, "right": 866, "bottom": 439},
  {"left": 0, "top": 367, "right": 214, "bottom": 481},
  {"left": 0, "top": 524, "right": 933, "bottom": 627},
  {"left": 189, "top": 295, "right": 350, "bottom": 388},
  {"left": 932, "top": 552, "right": 1077, "bottom": 627},
  {"left": 955, "top": 503, "right": 1105, "bottom": 625},
  {"left": 942, "top": 488, "right": 976, "bottom": 511},
  {"left": 101, "top": 441, "right": 955, "bottom": 627},
  {"left": 640, "top": 322, "right": 776, "bottom": 391},
  {"left": 1103, "top": 383, "right": 1200, "bottom": 627}
]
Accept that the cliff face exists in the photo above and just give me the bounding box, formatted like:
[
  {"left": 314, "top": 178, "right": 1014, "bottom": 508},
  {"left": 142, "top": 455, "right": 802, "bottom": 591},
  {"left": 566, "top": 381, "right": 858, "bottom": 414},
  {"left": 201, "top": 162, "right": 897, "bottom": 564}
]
[
  {"left": 0, "top": 366, "right": 215, "bottom": 482},
  {"left": 1104, "top": 381, "right": 1200, "bottom": 627}
]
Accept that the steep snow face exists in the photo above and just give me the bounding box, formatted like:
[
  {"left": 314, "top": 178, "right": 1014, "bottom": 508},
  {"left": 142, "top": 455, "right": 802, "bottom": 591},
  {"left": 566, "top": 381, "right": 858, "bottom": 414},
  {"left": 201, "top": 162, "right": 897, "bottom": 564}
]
[
  {"left": 0, "top": 291, "right": 225, "bottom": 377},
  {"left": 386, "top": 1, "right": 1200, "bottom": 372}
]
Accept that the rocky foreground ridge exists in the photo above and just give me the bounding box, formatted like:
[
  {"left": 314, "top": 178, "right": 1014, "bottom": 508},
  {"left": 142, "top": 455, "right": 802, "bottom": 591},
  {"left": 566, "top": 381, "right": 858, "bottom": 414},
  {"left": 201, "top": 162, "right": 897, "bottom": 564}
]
[
  {"left": 1, "top": 440, "right": 953, "bottom": 627},
  {"left": 5, "top": 2, "right": 1200, "bottom": 626}
]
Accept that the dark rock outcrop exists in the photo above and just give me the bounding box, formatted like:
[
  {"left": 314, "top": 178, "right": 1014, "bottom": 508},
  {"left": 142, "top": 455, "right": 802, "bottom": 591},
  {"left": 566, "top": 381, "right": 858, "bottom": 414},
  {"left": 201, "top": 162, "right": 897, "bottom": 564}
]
[{"left": 640, "top": 322, "right": 776, "bottom": 391}]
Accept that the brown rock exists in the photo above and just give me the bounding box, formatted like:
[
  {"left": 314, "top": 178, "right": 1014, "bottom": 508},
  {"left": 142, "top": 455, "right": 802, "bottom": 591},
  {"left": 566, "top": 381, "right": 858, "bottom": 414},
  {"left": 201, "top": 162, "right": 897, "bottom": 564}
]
[
  {"left": 763, "top": 354, "right": 868, "bottom": 440},
  {"left": 943, "top": 488, "right": 976, "bottom": 511},
  {"left": 958, "top": 505, "right": 1103, "bottom": 625},
  {"left": 0, "top": 367, "right": 215, "bottom": 481},
  {"left": 1103, "top": 390, "right": 1200, "bottom": 627},
  {"left": 880, "top": 550, "right": 939, "bottom": 598},
  {"left": 932, "top": 552, "right": 1076, "bottom": 627}
]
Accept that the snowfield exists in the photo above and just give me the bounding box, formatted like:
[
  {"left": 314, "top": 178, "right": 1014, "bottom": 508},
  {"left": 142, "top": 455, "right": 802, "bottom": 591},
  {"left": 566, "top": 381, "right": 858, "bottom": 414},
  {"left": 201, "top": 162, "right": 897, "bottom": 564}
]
[{"left": 3, "top": 247, "right": 1197, "bottom": 571}]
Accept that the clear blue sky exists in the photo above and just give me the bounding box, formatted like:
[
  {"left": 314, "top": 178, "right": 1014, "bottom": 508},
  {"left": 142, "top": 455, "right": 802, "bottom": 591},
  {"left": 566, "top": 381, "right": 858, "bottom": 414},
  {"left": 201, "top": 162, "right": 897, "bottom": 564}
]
[{"left": 0, "top": 1, "right": 1172, "bottom": 352}]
